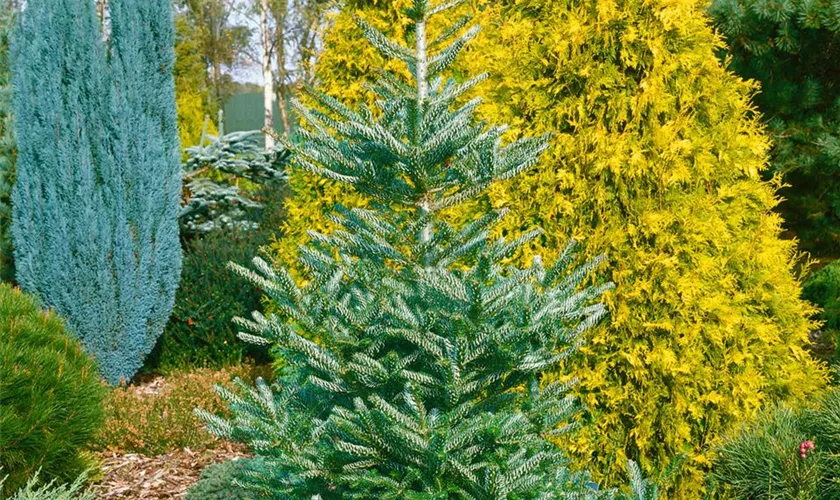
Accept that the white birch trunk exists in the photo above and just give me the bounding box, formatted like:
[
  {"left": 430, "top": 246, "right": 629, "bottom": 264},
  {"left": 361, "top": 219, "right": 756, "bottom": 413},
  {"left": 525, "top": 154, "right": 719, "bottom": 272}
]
[{"left": 261, "top": 0, "right": 275, "bottom": 150}]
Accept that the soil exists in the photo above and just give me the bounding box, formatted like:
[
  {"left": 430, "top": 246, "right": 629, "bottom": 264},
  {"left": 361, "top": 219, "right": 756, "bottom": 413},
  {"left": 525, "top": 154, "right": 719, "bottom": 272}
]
[
  {"left": 92, "top": 443, "right": 250, "bottom": 500},
  {"left": 91, "top": 371, "right": 251, "bottom": 499}
]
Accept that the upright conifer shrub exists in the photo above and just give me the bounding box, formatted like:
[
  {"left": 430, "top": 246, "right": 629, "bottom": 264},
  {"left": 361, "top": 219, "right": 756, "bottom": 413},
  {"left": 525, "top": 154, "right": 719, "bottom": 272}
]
[
  {"left": 275, "top": 0, "right": 827, "bottom": 492},
  {"left": 199, "top": 0, "right": 614, "bottom": 496},
  {"left": 11, "top": 0, "right": 182, "bottom": 384}
]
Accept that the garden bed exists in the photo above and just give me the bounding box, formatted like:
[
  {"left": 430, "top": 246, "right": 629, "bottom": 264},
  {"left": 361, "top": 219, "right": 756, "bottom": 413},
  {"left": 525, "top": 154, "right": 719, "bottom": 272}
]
[
  {"left": 93, "top": 444, "right": 249, "bottom": 500},
  {"left": 89, "top": 367, "right": 258, "bottom": 499}
]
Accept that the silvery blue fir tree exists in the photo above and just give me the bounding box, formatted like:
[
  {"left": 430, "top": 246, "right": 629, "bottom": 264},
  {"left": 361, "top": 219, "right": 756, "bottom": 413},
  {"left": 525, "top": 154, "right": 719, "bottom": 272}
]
[
  {"left": 181, "top": 119, "right": 290, "bottom": 236},
  {"left": 200, "top": 0, "right": 616, "bottom": 497},
  {"left": 11, "top": 0, "right": 182, "bottom": 384}
]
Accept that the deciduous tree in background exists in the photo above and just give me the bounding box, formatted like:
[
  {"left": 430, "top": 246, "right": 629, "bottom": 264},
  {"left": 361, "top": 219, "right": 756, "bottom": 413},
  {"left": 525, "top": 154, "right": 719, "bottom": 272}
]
[
  {"left": 177, "top": 0, "right": 252, "bottom": 108},
  {"left": 174, "top": 10, "right": 220, "bottom": 150},
  {"left": 240, "top": 0, "right": 333, "bottom": 138},
  {"left": 260, "top": 0, "right": 275, "bottom": 148},
  {"left": 12, "top": 0, "right": 182, "bottom": 384},
  {"left": 266, "top": 0, "right": 331, "bottom": 135}
]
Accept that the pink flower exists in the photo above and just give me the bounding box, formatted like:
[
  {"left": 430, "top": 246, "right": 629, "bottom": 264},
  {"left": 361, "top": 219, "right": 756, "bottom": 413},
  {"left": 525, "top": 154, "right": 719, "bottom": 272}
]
[{"left": 799, "top": 440, "right": 815, "bottom": 459}]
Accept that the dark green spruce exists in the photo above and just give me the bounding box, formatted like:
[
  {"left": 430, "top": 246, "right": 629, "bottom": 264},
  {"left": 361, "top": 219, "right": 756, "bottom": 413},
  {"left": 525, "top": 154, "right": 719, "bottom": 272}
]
[{"left": 710, "top": 0, "right": 840, "bottom": 256}]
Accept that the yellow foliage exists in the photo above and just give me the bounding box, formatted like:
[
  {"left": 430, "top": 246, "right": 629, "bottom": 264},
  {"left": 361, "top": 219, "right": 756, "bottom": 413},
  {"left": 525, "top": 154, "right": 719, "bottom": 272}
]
[
  {"left": 174, "top": 13, "right": 217, "bottom": 152},
  {"left": 273, "top": 0, "right": 828, "bottom": 494},
  {"left": 176, "top": 90, "right": 218, "bottom": 152}
]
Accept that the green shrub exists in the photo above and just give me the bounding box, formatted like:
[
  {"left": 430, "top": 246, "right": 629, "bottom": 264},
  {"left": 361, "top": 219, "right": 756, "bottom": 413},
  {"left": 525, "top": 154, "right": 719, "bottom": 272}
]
[
  {"left": 804, "top": 261, "right": 840, "bottom": 332},
  {"left": 712, "top": 388, "right": 840, "bottom": 499},
  {"left": 154, "top": 231, "right": 268, "bottom": 371},
  {"left": 150, "top": 186, "right": 285, "bottom": 372},
  {"left": 0, "top": 284, "right": 106, "bottom": 496},
  {"left": 0, "top": 470, "right": 94, "bottom": 500},
  {"left": 185, "top": 459, "right": 255, "bottom": 500},
  {"left": 712, "top": 407, "right": 824, "bottom": 499}
]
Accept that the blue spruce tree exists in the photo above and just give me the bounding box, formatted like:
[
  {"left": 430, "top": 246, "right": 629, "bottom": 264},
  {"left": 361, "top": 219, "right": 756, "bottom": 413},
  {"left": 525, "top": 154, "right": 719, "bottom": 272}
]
[{"left": 11, "top": 0, "right": 182, "bottom": 384}]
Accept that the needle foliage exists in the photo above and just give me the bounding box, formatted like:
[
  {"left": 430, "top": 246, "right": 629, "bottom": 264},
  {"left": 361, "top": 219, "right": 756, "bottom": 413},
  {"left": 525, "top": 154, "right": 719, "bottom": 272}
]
[
  {"left": 275, "top": 0, "right": 827, "bottom": 493},
  {"left": 11, "top": 0, "right": 182, "bottom": 384},
  {"left": 199, "top": 1, "right": 615, "bottom": 497}
]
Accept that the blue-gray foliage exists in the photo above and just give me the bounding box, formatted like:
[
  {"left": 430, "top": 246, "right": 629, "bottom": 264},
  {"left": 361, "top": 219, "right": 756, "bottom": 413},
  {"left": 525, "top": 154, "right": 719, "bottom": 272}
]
[
  {"left": 181, "top": 124, "right": 289, "bottom": 236},
  {"left": 11, "top": 0, "right": 182, "bottom": 385},
  {"left": 197, "top": 0, "right": 620, "bottom": 497}
]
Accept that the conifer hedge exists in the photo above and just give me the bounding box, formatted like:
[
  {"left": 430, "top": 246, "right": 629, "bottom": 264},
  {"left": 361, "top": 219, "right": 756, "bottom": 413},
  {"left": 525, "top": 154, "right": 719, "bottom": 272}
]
[{"left": 273, "top": 0, "right": 827, "bottom": 492}]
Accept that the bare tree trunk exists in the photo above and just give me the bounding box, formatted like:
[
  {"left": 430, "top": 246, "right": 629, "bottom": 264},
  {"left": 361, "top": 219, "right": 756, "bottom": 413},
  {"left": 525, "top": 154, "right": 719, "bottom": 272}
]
[
  {"left": 212, "top": 59, "right": 223, "bottom": 106},
  {"left": 97, "top": 0, "right": 108, "bottom": 38},
  {"left": 300, "top": 1, "right": 321, "bottom": 85},
  {"left": 273, "top": 0, "right": 291, "bottom": 137},
  {"left": 261, "top": 0, "right": 276, "bottom": 149},
  {"left": 97, "top": 0, "right": 106, "bottom": 25}
]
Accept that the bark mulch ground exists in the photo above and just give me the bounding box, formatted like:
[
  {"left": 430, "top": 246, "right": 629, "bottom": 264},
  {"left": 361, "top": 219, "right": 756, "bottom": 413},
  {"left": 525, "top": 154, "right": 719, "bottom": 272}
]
[{"left": 92, "top": 443, "right": 250, "bottom": 500}]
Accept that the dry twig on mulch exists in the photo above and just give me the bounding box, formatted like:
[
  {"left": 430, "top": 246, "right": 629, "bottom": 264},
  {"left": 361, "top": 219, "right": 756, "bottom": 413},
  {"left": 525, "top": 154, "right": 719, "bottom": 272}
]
[{"left": 92, "top": 443, "right": 249, "bottom": 500}]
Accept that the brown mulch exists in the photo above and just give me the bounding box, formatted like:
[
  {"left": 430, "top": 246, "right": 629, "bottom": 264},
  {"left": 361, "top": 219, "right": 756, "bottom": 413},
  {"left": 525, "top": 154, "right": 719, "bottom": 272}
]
[
  {"left": 91, "top": 369, "right": 254, "bottom": 499},
  {"left": 92, "top": 440, "right": 249, "bottom": 499}
]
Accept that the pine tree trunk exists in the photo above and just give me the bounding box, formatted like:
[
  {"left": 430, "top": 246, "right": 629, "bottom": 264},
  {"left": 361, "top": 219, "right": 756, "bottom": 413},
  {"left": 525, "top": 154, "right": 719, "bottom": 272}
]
[
  {"left": 415, "top": 15, "right": 432, "bottom": 247},
  {"left": 261, "top": 0, "right": 275, "bottom": 149}
]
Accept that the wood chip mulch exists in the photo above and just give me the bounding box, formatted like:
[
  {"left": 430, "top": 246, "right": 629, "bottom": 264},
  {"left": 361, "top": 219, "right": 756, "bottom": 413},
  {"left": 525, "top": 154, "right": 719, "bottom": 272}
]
[{"left": 92, "top": 443, "right": 250, "bottom": 500}]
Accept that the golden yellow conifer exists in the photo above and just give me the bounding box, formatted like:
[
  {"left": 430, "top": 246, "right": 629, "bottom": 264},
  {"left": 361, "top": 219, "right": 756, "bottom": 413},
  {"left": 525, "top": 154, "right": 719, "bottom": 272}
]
[{"left": 272, "top": 0, "right": 827, "bottom": 493}]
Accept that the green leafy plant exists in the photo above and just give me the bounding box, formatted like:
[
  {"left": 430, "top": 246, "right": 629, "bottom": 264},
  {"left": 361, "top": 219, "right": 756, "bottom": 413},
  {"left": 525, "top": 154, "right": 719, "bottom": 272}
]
[
  {"left": 185, "top": 459, "right": 255, "bottom": 500},
  {"left": 0, "top": 284, "right": 105, "bottom": 496}
]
